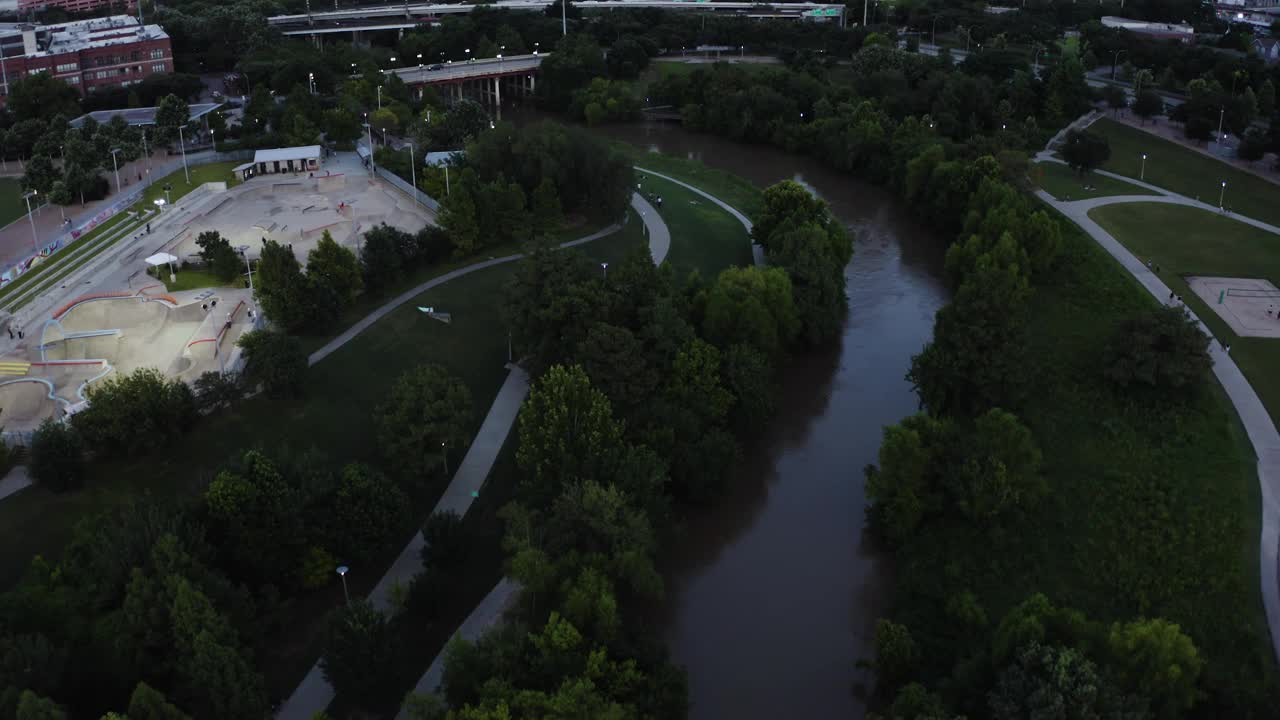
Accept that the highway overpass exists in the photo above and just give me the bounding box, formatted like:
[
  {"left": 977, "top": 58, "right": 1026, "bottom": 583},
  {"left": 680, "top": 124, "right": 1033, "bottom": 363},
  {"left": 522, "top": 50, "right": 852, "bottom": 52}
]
[
  {"left": 383, "top": 53, "right": 545, "bottom": 107},
  {"left": 269, "top": 0, "right": 847, "bottom": 39}
]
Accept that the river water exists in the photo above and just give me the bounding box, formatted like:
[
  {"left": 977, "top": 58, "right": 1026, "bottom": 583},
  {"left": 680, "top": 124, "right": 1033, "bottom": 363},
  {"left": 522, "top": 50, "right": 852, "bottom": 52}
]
[{"left": 595, "top": 122, "right": 950, "bottom": 719}]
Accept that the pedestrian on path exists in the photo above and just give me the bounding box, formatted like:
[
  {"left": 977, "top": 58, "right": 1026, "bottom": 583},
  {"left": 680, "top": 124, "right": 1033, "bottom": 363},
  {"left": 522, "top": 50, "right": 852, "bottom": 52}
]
[
  {"left": 1169, "top": 291, "right": 1175, "bottom": 302},
  {"left": 7, "top": 327, "right": 13, "bottom": 340}
]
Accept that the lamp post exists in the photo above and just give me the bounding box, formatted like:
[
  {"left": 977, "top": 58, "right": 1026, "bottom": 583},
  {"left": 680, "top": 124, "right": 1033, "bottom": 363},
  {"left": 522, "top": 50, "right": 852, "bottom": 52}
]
[
  {"left": 1217, "top": 106, "right": 1226, "bottom": 143},
  {"left": 1033, "top": 45, "right": 1043, "bottom": 77},
  {"left": 1219, "top": 180, "right": 1227, "bottom": 210},
  {"left": 561, "top": 0, "right": 566, "bottom": 36},
  {"left": 177, "top": 125, "right": 190, "bottom": 184},
  {"left": 601, "top": 261, "right": 608, "bottom": 279},
  {"left": 534, "top": 42, "right": 540, "bottom": 56},
  {"left": 109, "top": 147, "right": 122, "bottom": 194},
  {"left": 465, "top": 47, "right": 472, "bottom": 63},
  {"left": 407, "top": 140, "right": 418, "bottom": 205},
  {"left": 21, "top": 190, "right": 38, "bottom": 251},
  {"left": 1140, "top": 153, "right": 1147, "bottom": 180},
  {"left": 238, "top": 245, "right": 254, "bottom": 291},
  {"left": 382, "top": 127, "right": 386, "bottom": 147},
  {"left": 211, "top": 128, "right": 217, "bottom": 153},
  {"left": 1111, "top": 49, "right": 1126, "bottom": 81},
  {"left": 931, "top": 16, "right": 939, "bottom": 45},
  {"left": 377, "top": 84, "right": 383, "bottom": 109},
  {"left": 364, "top": 119, "right": 374, "bottom": 177},
  {"left": 441, "top": 441, "right": 449, "bottom": 476},
  {"left": 308, "top": 71, "right": 315, "bottom": 95},
  {"left": 336, "top": 565, "right": 350, "bottom": 606},
  {"left": 417, "top": 52, "right": 423, "bottom": 69},
  {"left": 444, "top": 163, "right": 450, "bottom": 195}
]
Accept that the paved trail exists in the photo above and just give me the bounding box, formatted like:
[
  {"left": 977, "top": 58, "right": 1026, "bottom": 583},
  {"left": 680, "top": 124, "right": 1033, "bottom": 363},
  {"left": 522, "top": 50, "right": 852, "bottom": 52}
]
[
  {"left": 633, "top": 166, "right": 763, "bottom": 266},
  {"left": 1035, "top": 163, "right": 1280, "bottom": 664}
]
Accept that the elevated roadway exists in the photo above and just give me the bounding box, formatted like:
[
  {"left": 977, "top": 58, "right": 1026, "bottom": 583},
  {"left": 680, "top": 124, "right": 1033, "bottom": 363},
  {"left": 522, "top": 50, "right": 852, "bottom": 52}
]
[{"left": 269, "top": 0, "right": 846, "bottom": 37}]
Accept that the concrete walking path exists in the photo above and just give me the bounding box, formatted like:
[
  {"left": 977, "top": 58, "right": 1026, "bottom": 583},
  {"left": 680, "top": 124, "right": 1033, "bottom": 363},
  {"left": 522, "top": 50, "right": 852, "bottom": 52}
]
[
  {"left": 632, "top": 192, "right": 670, "bottom": 264},
  {"left": 0, "top": 464, "right": 30, "bottom": 502},
  {"left": 278, "top": 223, "right": 624, "bottom": 719},
  {"left": 633, "top": 166, "right": 764, "bottom": 266},
  {"left": 1036, "top": 187, "right": 1280, "bottom": 664}
]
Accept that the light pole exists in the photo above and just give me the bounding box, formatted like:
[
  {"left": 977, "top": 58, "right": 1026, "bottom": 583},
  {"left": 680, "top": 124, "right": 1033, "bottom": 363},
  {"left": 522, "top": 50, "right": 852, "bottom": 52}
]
[
  {"left": 21, "top": 190, "right": 38, "bottom": 251},
  {"left": 1140, "top": 153, "right": 1147, "bottom": 180},
  {"left": 534, "top": 42, "right": 540, "bottom": 56},
  {"left": 441, "top": 441, "right": 449, "bottom": 476},
  {"left": 336, "top": 565, "right": 350, "bottom": 606},
  {"left": 211, "top": 128, "right": 217, "bottom": 153},
  {"left": 417, "top": 52, "right": 423, "bottom": 69},
  {"left": 1217, "top": 106, "right": 1226, "bottom": 143},
  {"left": 601, "top": 261, "right": 608, "bottom": 278},
  {"left": 407, "top": 140, "right": 418, "bottom": 204},
  {"left": 1219, "top": 180, "right": 1227, "bottom": 209},
  {"left": 381, "top": 127, "right": 386, "bottom": 147},
  {"left": 931, "top": 16, "right": 939, "bottom": 45},
  {"left": 177, "top": 125, "right": 190, "bottom": 184},
  {"left": 308, "top": 71, "right": 315, "bottom": 95},
  {"left": 364, "top": 121, "right": 374, "bottom": 177},
  {"left": 561, "top": 0, "right": 566, "bottom": 36},
  {"left": 238, "top": 245, "right": 254, "bottom": 291},
  {"left": 109, "top": 147, "right": 122, "bottom": 194},
  {"left": 1033, "top": 45, "right": 1043, "bottom": 77},
  {"left": 377, "top": 85, "right": 383, "bottom": 109},
  {"left": 465, "top": 47, "right": 471, "bottom": 63},
  {"left": 1111, "top": 49, "right": 1126, "bottom": 81},
  {"left": 444, "top": 163, "right": 450, "bottom": 195}
]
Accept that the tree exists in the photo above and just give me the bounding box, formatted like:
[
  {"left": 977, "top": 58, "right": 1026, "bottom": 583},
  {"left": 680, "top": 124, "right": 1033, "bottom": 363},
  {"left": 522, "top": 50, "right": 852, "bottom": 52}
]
[
  {"left": 721, "top": 342, "right": 775, "bottom": 434},
  {"left": 701, "top": 266, "right": 799, "bottom": 358},
  {"left": 375, "top": 364, "right": 473, "bottom": 483},
  {"left": 990, "top": 643, "right": 1141, "bottom": 720},
  {"left": 321, "top": 600, "right": 403, "bottom": 705},
  {"left": 322, "top": 108, "right": 361, "bottom": 147},
  {"left": 8, "top": 74, "right": 79, "bottom": 120},
  {"left": 1102, "top": 85, "right": 1128, "bottom": 112},
  {"left": 1108, "top": 618, "right": 1203, "bottom": 719},
  {"left": 873, "top": 619, "right": 917, "bottom": 686},
  {"left": 1103, "top": 306, "right": 1211, "bottom": 392},
  {"left": 195, "top": 231, "right": 242, "bottom": 282},
  {"left": 437, "top": 181, "right": 480, "bottom": 256},
  {"left": 516, "top": 364, "right": 625, "bottom": 506},
  {"left": 1260, "top": 79, "right": 1276, "bottom": 118},
  {"left": 954, "top": 408, "right": 1044, "bottom": 522},
  {"left": 15, "top": 690, "right": 65, "bottom": 720},
  {"left": 28, "top": 419, "right": 85, "bottom": 492},
  {"left": 1061, "top": 129, "right": 1111, "bottom": 176},
  {"left": 254, "top": 238, "right": 309, "bottom": 331},
  {"left": 191, "top": 369, "right": 242, "bottom": 412},
  {"left": 434, "top": 99, "right": 489, "bottom": 146},
  {"left": 153, "top": 94, "right": 190, "bottom": 146},
  {"left": 307, "top": 230, "right": 363, "bottom": 306},
  {"left": 529, "top": 178, "right": 562, "bottom": 239},
  {"left": 865, "top": 413, "right": 949, "bottom": 545},
  {"left": 359, "top": 224, "right": 410, "bottom": 294},
  {"left": 126, "top": 681, "right": 191, "bottom": 720},
  {"left": 22, "top": 154, "right": 57, "bottom": 195},
  {"left": 71, "top": 368, "right": 196, "bottom": 457},
  {"left": 1238, "top": 127, "right": 1268, "bottom": 163},
  {"left": 1134, "top": 90, "right": 1164, "bottom": 124},
  {"left": 48, "top": 180, "right": 74, "bottom": 219},
  {"left": 325, "top": 464, "right": 410, "bottom": 564},
  {"left": 237, "top": 329, "right": 308, "bottom": 398},
  {"left": 369, "top": 107, "right": 400, "bottom": 137}
]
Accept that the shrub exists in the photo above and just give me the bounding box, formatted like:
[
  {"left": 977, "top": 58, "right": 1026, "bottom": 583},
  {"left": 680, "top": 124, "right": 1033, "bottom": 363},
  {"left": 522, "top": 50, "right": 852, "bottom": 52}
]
[
  {"left": 70, "top": 368, "right": 196, "bottom": 457},
  {"left": 1103, "top": 306, "right": 1211, "bottom": 392}
]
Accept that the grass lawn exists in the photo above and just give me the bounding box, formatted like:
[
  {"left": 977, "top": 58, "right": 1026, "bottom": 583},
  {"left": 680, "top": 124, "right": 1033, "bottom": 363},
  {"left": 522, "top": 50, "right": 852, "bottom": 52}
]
[
  {"left": 141, "top": 161, "right": 241, "bottom": 205},
  {"left": 156, "top": 269, "right": 238, "bottom": 292},
  {"left": 1089, "top": 117, "right": 1280, "bottom": 226},
  {"left": 614, "top": 143, "right": 763, "bottom": 220},
  {"left": 1089, "top": 201, "right": 1280, "bottom": 425},
  {"left": 0, "top": 177, "right": 25, "bottom": 229},
  {"left": 893, "top": 210, "right": 1278, "bottom": 713},
  {"left": 1031, "top": 161, "right": 1156, "bottom": 201},
  {"left": 634, "top": 171, "right": 753, "bottom": 279}
]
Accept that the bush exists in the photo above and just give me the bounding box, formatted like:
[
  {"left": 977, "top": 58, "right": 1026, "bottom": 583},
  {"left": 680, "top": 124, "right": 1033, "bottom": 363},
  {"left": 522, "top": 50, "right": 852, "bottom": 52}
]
[
  {"left": 237, "top": 329, "right": 308, "bottom": 398},
  {"left": 320, "top": 600, "right": 404, "bottom": 706},
  {"left": 193, "top": 371, "right": 243, "bottom": 413},
  {"left": 70, "top": 368, "right": 196, "bottom": 457},
  {"left": 1103, "top": 306, "right": 1211, "bottom": 392},
  {"left": 29, "top": 419, "right": 85, "bottom": 492}
]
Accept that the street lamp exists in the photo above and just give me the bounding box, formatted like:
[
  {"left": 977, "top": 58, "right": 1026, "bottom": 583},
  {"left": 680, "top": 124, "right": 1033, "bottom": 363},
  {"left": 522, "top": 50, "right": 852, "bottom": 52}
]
[
  {"left": 377, "top": 85, "right": 383, "bottom": 109},
  {"left": 382, "top": 127, "right": 386, "bottom": 147},
  {"left": 601, "top": 261, "right": 608, "bottom": 279},
  {"left": 238, "top": 245, "right": 254, "bottom": 291},
  {"left": 441, "top": 441, "right": 449, "bottom": 475},
  {"left": 534, "top": 42, "right": 540, "bottom": 56},
  {"left": 406, "top": 140, "right": 418, "bottom": 205},
  {"left": 465, "top": 47, "right": 472, "bottom": 63},
  {"left": 211, "top": 128, "right": 217, "bottom": 153},
  {"left": 1111, "top": 49, "right": 1126, "bottom": 81},
  {"left": 21, "top": 190, "right": 38, "bottom": 251},
  {"left": 308, "top": 71, "right": 315, "bottom": 95},
  {"left": 336, "top": 565, "right": 350, "bottom": 606},
  {"left": 176, "top": 125, "right": 190, "bottom": 185},
  {"left": 1140, "top": 153, "right": 1147, "bottom": 180},
  {"left": 1219, "top": 180, "right": 1227, "bottom": 210},
  {"left": 109, "top": 147, "right": 122, "bottom": 194},
  {"left": 417, "top": 52, "right": 423, "bottom": 69}
]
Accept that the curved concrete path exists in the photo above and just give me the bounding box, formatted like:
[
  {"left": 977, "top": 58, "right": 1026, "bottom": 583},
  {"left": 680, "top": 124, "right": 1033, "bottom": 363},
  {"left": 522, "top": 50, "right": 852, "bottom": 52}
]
[
  {"left": 277, "top": 223, "right": 623, "bottom": 720},
  {"left": 634, "top": 166, "right": 764, "bottom": 267},
  {"left": 1036, "top": 175, "right": 1280, "bottom": 664},
  {"left": 632, "top": 192, "right": 670, "bottom": 264}
]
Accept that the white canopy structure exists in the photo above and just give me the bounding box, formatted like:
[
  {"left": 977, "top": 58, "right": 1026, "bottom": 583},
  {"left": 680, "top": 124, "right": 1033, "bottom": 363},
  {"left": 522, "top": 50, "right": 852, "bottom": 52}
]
[{"left": 145, "top": 252, "right": 179, "bottom": 282}]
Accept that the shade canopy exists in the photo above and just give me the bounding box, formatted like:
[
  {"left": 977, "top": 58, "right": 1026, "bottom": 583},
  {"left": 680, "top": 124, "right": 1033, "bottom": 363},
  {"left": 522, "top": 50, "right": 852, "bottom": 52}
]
[{"left": 144, "top": 253, "right": 179, "bottom": 267}]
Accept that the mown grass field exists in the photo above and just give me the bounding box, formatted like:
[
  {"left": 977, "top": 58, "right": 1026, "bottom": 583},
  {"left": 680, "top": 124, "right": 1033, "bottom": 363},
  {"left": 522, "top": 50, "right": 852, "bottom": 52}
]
[
  {"left": 635, "top": 171, "right": 753, "bottom": 280},
  {"left": 1090, "top": 117, "right": 1280, "bottom": 226},
  {"left": 1032, "top": 160, "right": 1157, "bottom": 201}
]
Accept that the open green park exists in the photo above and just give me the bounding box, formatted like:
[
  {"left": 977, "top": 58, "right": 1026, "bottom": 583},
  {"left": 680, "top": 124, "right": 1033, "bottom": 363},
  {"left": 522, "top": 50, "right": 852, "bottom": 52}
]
[
  {"left": 1032, "top": 160, "right": 1155, "bottom": 201},
  {"left": 1090, "top": 202, "right": 1280, "bottom": 424},
  {"left": 1089, "top": 118, "right": 1280, "bottom": 226}
]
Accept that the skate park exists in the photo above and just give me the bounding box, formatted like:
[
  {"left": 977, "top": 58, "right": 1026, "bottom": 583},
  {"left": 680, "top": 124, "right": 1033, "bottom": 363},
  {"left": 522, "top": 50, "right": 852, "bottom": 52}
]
[{"left": 164, "top": 172, "right": 433, "bottom": 262}]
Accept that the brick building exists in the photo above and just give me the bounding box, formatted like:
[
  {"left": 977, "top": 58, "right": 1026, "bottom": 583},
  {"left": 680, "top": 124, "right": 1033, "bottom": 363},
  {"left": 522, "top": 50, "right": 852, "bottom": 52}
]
[{"left": 0, "top": 16, "right": 173, "bottom": 108}]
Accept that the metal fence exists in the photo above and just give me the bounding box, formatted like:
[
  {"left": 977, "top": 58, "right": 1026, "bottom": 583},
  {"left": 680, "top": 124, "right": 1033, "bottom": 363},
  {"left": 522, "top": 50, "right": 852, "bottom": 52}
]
[{"left": 373, "top": 164, "right": 442, "bottom": 213}]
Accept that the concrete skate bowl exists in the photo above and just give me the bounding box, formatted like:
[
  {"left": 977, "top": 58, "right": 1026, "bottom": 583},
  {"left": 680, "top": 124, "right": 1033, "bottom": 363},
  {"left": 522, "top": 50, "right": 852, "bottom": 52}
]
[
  {"left": 0, "top": 379, "right": 61, "bottom": 429},
  {"left": 39, "top": 294, "right": 251, "bottom": 384}
]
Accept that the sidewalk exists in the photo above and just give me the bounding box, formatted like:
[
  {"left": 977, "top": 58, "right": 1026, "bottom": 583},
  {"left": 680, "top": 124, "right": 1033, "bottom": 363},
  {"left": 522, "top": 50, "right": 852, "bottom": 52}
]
[
  {"left": 631, "top": 192, "right": 670, "bottom": 264},
  {"left": 632, "top": 166, "right": 761, "bottom": 266},
  {"left": 0, "top": 149, "right": 218, "bottom": 273},
  {"left": 275, "top": 366, "right": 531, "bottom": 720}
]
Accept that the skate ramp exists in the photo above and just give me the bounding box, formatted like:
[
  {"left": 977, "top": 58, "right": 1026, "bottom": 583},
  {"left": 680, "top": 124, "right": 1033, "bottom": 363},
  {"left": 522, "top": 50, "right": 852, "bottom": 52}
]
[{"left": 0, "top": 379, "right": 59, "bottom": 428}]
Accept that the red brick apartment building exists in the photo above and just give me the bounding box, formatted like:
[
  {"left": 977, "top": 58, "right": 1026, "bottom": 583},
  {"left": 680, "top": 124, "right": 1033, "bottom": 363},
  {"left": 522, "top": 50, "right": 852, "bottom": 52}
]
[
  {"left": 17, "top": 0, "right": 138, "bottom": 15},
  {"left": 0, "top": 15, "right": 173, "bottom": 109}
]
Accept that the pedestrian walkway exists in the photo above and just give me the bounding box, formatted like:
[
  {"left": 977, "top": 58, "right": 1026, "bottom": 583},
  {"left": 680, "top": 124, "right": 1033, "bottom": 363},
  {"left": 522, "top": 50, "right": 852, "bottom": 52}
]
[
  {"left": 632, "top": 192, "right": 670, "bottom": 264},
  {"left": 277, "top": 222, "right": 623, "bottom": 719},
  {"left": 1035, "top": 187, "right": 1280, "bottom": 665},
  {"left": 276, "top": 367, "right": 530, "bottom": 720},
  {"left": 0, "top": 464, "right": 30, "bottom": 503},
  {"left": 633, "top": 166, "right": 764, "bottom": 266}
]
